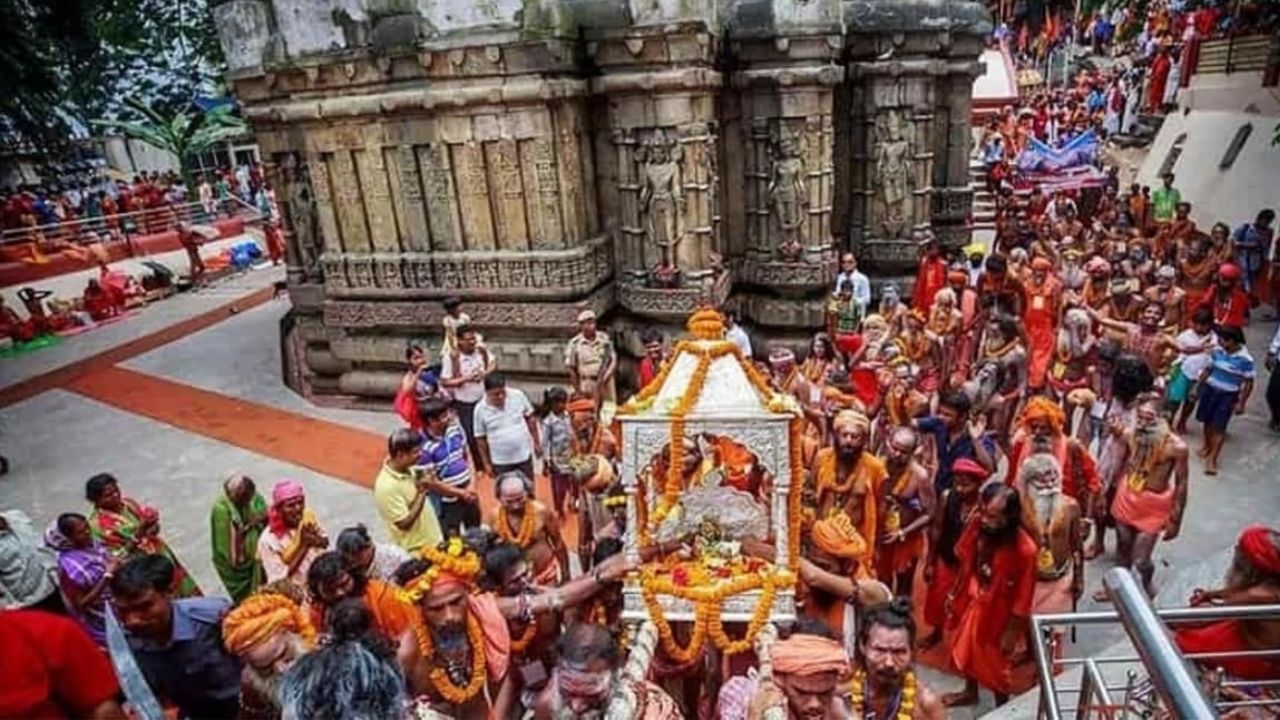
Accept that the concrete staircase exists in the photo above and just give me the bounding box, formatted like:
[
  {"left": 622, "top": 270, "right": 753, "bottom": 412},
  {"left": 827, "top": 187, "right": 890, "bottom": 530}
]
[{"left": 970, "top": 160, "right": 997, "bottom": 233}]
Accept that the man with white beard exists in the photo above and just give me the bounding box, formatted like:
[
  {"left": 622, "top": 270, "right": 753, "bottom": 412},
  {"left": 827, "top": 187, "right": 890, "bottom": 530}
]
[
  {"left": 1018, "top": 454, "right": 1085, "bottom": 621},
  {"left": 529, "top": 622, "right": 680, "bottom": 719},
  {"left": 1103, "top": 396, "right": 1190, "bottom": 599},
  {"left": 221, "top": 587, "right": 316, "bottom": 718}
]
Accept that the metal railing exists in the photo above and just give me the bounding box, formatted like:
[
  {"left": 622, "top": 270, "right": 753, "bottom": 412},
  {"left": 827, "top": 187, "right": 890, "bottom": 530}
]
[
  {"left": 1032, "top": 567, "right": 1280, "bottom": 719},
  {"left": 0, "top": 196, "right": 264, "bottom": 251}
]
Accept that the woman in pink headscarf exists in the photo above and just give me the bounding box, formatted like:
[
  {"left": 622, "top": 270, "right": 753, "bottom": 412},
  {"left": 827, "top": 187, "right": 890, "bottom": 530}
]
[{"left": 256, "top": 480, "right": 329, "bottom": 587}]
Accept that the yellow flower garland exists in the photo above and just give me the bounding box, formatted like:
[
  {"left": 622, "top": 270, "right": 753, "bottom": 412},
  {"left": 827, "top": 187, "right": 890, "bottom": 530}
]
[
  {"left": 850, "top": 668, "right": 917, "bottom": 720},
  {"left": 639, "top": 565, "right": 792, "bottom": 660},
  {"left": 496, "top": 505, "right": 536, "bottom": 548},
  {"left": 707, "top": 576, "right": 779, "bottom": 655},
  {"left": 397, "top": 539, "right": 482, "bottom": 604},
  {"left": 410, "top": 611, "right": 487, "bottom": 706},
  {"left": 508, "top": 619, "right": 537, "bottom": 655}
]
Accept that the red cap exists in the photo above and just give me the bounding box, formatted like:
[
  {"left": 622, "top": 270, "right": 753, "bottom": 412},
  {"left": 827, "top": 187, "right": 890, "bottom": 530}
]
[
  {"left": 952, "top": 458, "right": 991, "bottom": 480},
  {"left": 1218, "top": 263, "right": 1241, "bottom": 281}
]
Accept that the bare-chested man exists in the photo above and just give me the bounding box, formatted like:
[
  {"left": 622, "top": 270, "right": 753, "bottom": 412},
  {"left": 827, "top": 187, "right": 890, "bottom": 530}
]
[
  {"left": 567, "top": 399, "right": 617, "bottom": 568},
  {"left": 980, "top": 315, "right": 1028, "bottom": 446},
  {"left": 1088, "top": 300, "right": 1178, "bottom": 380},
  {"left": 490, "top": 473, "right": 570, "bottom": 587},
  {"left": 900, "top": 310, "right": 944, "bottom": 396},
  {"left": 813, "top": 410, "right": 886, "bottom": 569},
  {"left": 877, "top": 426, "right": 934, "bottom": 597},
  {"left": 1143, "top": 265, "right": 1186, "bottom": 329},
  {"left": 1102, "top": 397, "right": 1189, "bottom": 598},
  {"left": 1019, "top": 455, "right": 1084, "bottom": 623}
]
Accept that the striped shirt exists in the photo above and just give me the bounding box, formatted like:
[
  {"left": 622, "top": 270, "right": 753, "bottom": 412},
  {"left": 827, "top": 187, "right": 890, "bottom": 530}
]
[
  {"left": 419, "top": 422, "right": 472, "bottom": 504},
  {"left": 1204, "top": 346, "right": 1256, "bottom": 393}
]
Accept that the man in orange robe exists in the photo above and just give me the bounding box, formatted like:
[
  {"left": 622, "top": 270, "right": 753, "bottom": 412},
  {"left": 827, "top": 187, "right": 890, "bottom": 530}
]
[
  {"left": 945, "top": 483, "right": 1037, "bottom": 707},
  {"left": 1004, "top": 397, "right": 1101, "bottom": 512},
  {"left": 913, "top": 233, "right": 948, "bottom": 312},
  {"left": 812, "top": 409, "right": 885, "bottom": 569},
  {"left": 1022, "top": 257, "right": 1062, "bottom": 392}
]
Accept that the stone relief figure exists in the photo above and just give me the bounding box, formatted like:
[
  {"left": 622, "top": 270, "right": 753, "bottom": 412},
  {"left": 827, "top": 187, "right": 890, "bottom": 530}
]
[
  {"left": 284, "top": 155, "right": 321, "bottom": 281},
  {"left": 873, "top": 109, "right": 913, "bottom": 239},
  {"left": 637, "top": 129, "right": 683, "bottom": 287},
  {"left": 768, "top": 124, "right": 809, "bottom": 261}
]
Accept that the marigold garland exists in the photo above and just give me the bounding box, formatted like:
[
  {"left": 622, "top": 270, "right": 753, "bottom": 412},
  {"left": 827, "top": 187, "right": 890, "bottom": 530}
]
[
  {"left": 850, "top": 668, "right": 917, "bottom": 720},
  {"left": 639, "top": 564, "right": 792, "bottom": 661},
  {"left": 707, "top": 575, "right": 779, "bottom": 655},
  {"left": 508, "top": 619, "right": 538, "bottom": 655},
  {"left": 410, "top": 611, "right": 487, "bottom": 705},
  {"left": 788, "top": 416, "right": 805, "bottom": 570},
  {"left": 496, "top": 505, "right": 536, "bottom": 548},
  {"left": 397, "top": 538, "right": 482, "bottom": 604}
]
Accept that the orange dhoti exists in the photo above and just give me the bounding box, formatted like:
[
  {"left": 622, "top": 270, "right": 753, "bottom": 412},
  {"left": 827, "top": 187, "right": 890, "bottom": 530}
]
[
  {"left": 923, "top": 559, "right": 957, "bottom": 629},
  {"left": 1032, "top": 568, "right": 1074, "bottom": 616},
  {"left": 876, "top": 532, "right": 924, "bottom": 580},
  {"left": 1111, "top": 481, "right": 1175, "bottom": 535},
  {"left": 950, "top": 577, "right": 1024, "bottom": 695}
]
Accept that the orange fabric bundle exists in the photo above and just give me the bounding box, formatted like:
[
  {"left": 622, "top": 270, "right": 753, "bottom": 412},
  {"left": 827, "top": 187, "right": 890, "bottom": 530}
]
[{"left": 222, "top": 592, "right": 316, "bottom": 655}]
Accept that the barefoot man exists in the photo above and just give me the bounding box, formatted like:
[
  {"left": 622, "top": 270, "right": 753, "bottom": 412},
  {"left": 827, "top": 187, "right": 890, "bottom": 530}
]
[
  {"left": 945, "top": 483, "right": 1037, "bottom": 707},
  {"left": 877, "top": 426, "right": 934, "bottom": 597},
  {"left": 813, "top": 410, "right": 886, "bottom": 569},
  {"left": 920, "top": 458, "right": 988, "bottom": 651},
  {"left": 1105, "top": 397, "right": 1189, "bottom": 599},
  {"left": 490, "top": 472, "right": 570, "bottom": 587},
  {"left": 1019, "top": 455, "right": 1085, "bottom": 641},
  {"left": 1005, "top": 397, "right": 1100, "bottom": 514}
]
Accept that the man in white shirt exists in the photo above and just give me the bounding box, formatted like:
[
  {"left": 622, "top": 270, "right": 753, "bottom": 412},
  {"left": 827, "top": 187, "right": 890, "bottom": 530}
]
[
  {"left": 473, "top": 373, "right": 542, "bottom": 483},
  {"left": 439, "top": 324, "right": 493, "bottom": 457},
  {"left": 834, "top": 252, "right": 872, "bottom": 308},
  {"left": 725, "top": 311, "right": 753, "bottom": 359}
]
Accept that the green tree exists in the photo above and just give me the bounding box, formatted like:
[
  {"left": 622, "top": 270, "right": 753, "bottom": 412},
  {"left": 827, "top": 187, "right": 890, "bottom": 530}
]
[{"left": 93, "top": 97, "right": 247, "bottom": 183}]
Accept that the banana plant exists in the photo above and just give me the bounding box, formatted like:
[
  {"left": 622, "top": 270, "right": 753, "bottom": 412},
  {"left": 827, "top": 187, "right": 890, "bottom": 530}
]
[{"left": 93, "top": 96, "right": 248, "bottom": 184}]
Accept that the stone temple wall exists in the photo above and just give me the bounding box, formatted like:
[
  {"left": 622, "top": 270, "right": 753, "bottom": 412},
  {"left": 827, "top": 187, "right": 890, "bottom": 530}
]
[{"left": 212, "top": 0, "right": 991, "bottom": 406}]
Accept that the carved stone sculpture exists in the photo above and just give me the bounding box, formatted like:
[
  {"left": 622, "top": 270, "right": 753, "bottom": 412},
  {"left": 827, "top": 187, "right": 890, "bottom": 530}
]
[
  {"left": 637, "top": 129, "right": 684, "bottom": 283},
  {"left": 284, "top": 155, "right": 320, "bottom": 281},
  {"left": 873, "top": 109, "right": 913, "bottom": 239},
  {"left": 768, "top": 125, "right": 809, "bottom": 260}
]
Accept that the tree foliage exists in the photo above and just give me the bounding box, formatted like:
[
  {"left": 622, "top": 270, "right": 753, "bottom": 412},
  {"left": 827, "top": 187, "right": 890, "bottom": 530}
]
[
  {"left": 92, "top": 97, "right": 247, "bottom": 179},
  {"left": 0, "top": 0, "right": 226, "bottom": 148}
]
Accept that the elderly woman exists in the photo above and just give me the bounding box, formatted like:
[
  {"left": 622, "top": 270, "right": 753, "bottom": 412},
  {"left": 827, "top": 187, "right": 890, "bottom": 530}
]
[
  {"left": 44, "top": 513, "right": 117, "bottom": 645},
  {"left": 85, "top": 473, "right": 200, "bottom": 597},
  {"left": 211, "top": 473, "right": 268, "bottom": 603}
]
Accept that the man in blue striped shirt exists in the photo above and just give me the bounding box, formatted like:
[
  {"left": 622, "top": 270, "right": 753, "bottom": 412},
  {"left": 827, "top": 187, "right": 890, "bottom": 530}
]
[
  {"left": 418, "top": 399, "right": 480, "bottom": 537},
  {"left": 1196, "top": 325, "right": 1255, "bottom": 475}
]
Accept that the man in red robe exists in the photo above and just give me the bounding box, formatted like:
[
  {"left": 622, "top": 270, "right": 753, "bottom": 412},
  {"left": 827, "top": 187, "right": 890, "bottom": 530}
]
[
  {"left": 1022, "top": 257, "right": 1062, "bottom": 391},
  {"left": 1147, "top": 47, "right": 1173, "bottom": 113},
  {"left": 944, "top": 483, "right": 1038, "bottom": 707},
  {"left": 913, "top": 233, "right": 948, "bottom": 312},
  {"left": 1005, "top": 396, "right": 1100, "bottom": 512},
  {"left": 1191, "top": 263, "right": 1250, "bottom": 330}
]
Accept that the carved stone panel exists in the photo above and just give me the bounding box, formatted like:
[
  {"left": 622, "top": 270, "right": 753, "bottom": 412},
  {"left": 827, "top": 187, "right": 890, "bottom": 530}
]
[
  {"left": 485, "top": 138, "right": 529, "bottom": 251},
  {"left": 328, "top": 150, "right": 371, "bottom": 253},
  {"left": 417, "top": 143, "right": 464, "bottom": 251},
  {"left": 355, "top": 147, "right": 399, "bottom": 252},
  {"left": 452, "top": 141, "right": 496, "bottom": 251},
  {"left": 386, "top": 146, "right": 430, "bottom": 252}
]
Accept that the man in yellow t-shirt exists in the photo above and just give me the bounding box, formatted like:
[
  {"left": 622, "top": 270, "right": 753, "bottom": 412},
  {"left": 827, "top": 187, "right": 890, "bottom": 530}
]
[{"left": 373, "top": 429, "right": 443, "bottom": 552}]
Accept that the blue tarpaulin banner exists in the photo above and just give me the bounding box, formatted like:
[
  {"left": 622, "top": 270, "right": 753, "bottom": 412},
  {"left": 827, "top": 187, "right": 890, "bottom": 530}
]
[{"left": 1017, "top": 130, "right": 1099, "bottom": 173}]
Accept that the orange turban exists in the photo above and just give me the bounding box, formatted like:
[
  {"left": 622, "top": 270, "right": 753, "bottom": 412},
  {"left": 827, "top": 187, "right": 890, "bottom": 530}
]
[
  {"left": 1031, "top": 256, "right": 1053, "bottom": 272},
  {"left": 947, "top": 270, "right": 968, "bottom": 284},
  {"left": 771, "top": 634, "right": 850, "bottom": 677},
  {"left": 1019, "top": 396, "right": 1066, "bottom": 432},
  {"left": 567, "top": 397, "right": 596, "bottom": 414},
  {"left": 810, "top": 512, "right": 869, "bottom": 565},
  {"left": 222, "top": 593, "right": 316, "bottom": 655},
  {"left": 832, "top": 409, "right": 870, "bottom": 435}
]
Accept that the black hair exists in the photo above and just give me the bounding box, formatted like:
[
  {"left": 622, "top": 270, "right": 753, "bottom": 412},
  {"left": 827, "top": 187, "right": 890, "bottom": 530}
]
[
  {"left": 981, "top": 482, "right": 1022, "bottom": 530},
  {"left": 1112, "top": 353, "right": 1155, "bottom": 404},
  {"left": 110, "top": 554, "right": 175, "bottom": 598},
  {"left": 541, "top": 386, "right": 569, "bottom": 418},
  {"left": 394, "top": 558, "right": 430, "bottom": 588},
  {"left": 592, "top": 537, "right": 624, "bottom": 568},
  {"left": 455, "top": 323, "right": 476, "bottom": 339},
  {"left": 1259, "top": 209, "right": 1276, "bottom": 224},
  {"left": 939, "top": 389, "right": 973, "bottom": 415},
  {"left": 1216, "top": 325, "right": 1246, "bottom": 346},
  {"left": 859, "top": 599, "right": 917, "bottom": 645},
  {"left": 640, "top": 327, "right": 663, "bottom": 345},
  {"left": 85, "top": 473, "right": 118, "bottom": 503},
  {"left": 483, "top": 373, "right": 506, "bottom": 391},
  {"left": 307, "top": 551, "right": 353, "bottom": 605},
  {"left": 460, "top": 526, "right": 500, "bottom": 557},
  {"left": 56, "top": 512, "right": 86, "bottom": 536},
  {"left": 417, "top": 398, "right": 450, "bottom": 426},
  {"left": 387, "top": 428, "right": 422, "bottom": 457},
  {"left": 336, "top": 525, "right": 373, "bottom": 556},
  {"left": 442, "top": 296, "right": 462, "bottom": 311},
  {"left": 404, "top": 344, "right": 424, "bottom": 361},
  {"left": 791, "top": 616, "right": 839, "bottom": 641},
  {"left": 986, "top": 254, "right": 1008, "bottom": 273},
  {"left": 557, "top": 622, "right": 618, "bottom": 668},
  {"left": 1191, "top": 306, "right": 1214, "bottom": 326},
  {"left": 482, "top": 541, "right": 526, "bottom": 590}
]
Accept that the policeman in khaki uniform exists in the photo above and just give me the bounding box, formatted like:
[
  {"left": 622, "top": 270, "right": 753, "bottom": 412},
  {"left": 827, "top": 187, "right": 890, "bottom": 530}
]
[{"left": 566, "top": 309, "right": 616, "bottom": 403}]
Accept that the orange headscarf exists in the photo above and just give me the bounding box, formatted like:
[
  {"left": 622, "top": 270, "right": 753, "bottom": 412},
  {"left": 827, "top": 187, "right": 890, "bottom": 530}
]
[
  {"left": 567, "top": 397, "right": 596, "bottom": 414},
  {"left": 222, "top": 593, "right": 316, "bottom": 655},
  {"left": 810, "top": 512, "right": 871, "bottom": 579},
  {"left": 1019, "top": 395, "right": 1066, "bottom": 432},
  {"left": 771, "top": 634, "right": 849, "bottom": 677}
]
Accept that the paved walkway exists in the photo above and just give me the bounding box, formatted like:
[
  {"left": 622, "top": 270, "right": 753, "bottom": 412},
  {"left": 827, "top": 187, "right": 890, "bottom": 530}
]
[{"left": 2, "top": 268, "right": 1278, "bottom": 719}]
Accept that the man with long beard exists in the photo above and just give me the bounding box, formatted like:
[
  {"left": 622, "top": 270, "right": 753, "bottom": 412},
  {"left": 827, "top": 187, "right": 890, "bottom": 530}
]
[
  {"left": 222, "top": 590, "right": 316, "bottom": 719},
  {"left": 397, "top": 542, "right": 513, "bottom": 719},
  {"left": 1047, "top": 307, "right": 1096, "bottom": 410},
  {"left": 1019, "top": 455, "right": 1084, "bottom": 625},
  {"left": 877, "top": 426, "right": 934, "bottom": 597},
  {"left": 812, "top": 409, "right": 886, "bottom": 566},
  {"left": 1177, "top": 525, "right": 1280, "bottom": 681},
  {"left": 1104, "top": 397, "right": 1189, "bottom": 599},
  {"left": 944, "top": 483, "right": 1037, "bottom": 707},
  {"left": 850, "top": 601, "right": 947, "bottom": 719},
  {"left": 530, "top": 622, "right": 680, "bottom": 719},
  {"left": 489, "top": 472, "right": 570, "bottom": 586},
  {"left": 1005, "top": 397, "right": 1100, "bottom": 514},
  {"left": 1089, "top": 353, "right": 1155, "bottom": 559},
  {"left": 980, "top": 315, "right": 1029, "bottom": 446},
  {"left": 567, "top": 398, "right": 617, "bottom": 568}
]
